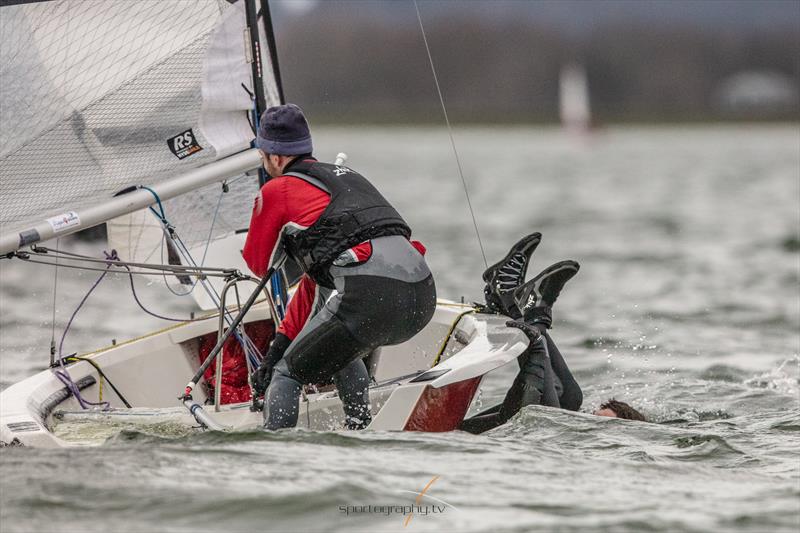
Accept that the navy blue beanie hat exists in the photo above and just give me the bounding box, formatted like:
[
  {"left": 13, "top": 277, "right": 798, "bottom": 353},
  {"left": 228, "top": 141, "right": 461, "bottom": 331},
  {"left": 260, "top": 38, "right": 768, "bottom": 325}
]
[{"left": 255, "top": 103, "right": 313, "bottom": 155}]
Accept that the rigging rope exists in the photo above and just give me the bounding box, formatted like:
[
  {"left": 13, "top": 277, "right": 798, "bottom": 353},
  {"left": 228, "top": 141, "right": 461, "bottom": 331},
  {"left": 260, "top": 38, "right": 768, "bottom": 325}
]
[
  {"left": 13, "top": 256, "right": 234, "bottom": 278},
  {"left": 1, "top": 183, "right": 271, "bottom": 402},
  {"left": 413, "top": 0, "right": 488, "bottom": 270},
  {"left": 160, "top": 224, "right": 200, "bottom": 297},
  {"left": 51, "top": 251, "right": 119, "bottom": 411},
  {"left": 157, "top": 184, "right": 226, "bottom": 297},
  {"left": 49, "top": 237, "right": 60, "bottom": 367},
  {"left": 138, "top": 185, "right": 263, "bottom": 370},
  {"left": 63, "top": 355, "right": 133, "bottom": 408},
  {"left": 201, "top": 185, "right": 226, "bottom": 268},
  {"left": 12, "top": 244, "right": 265, "bottom": 369},
  {"left": 121, "top": 263, "right": 212, "bottom": 323},
  {"left": 170, "top": 227, "right": 263, "bottom": 369},
  {"left": 43, "top": 245, "right": 263, "bottom": 409},
  {"left": 21, "top": 246, "right": 238, "bottom": 275}
]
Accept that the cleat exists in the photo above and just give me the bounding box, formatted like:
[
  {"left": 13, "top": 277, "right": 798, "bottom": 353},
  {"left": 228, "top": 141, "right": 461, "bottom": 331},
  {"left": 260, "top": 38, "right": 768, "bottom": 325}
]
[
  {"left": 513, "top": 260, "right": 580, "bottom": 326},
  {"left": 482, "top": 232, "right": 542, "bottom": 318}
]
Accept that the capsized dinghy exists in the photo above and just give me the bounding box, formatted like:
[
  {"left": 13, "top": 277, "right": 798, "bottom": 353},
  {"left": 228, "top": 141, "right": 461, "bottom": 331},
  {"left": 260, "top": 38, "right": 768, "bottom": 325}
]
[
  {"left": 1, "top": 298, "right": 527, "bottom": 447},
  {"left": 0, "top": 0, "right": 528, "bottom": 447}
]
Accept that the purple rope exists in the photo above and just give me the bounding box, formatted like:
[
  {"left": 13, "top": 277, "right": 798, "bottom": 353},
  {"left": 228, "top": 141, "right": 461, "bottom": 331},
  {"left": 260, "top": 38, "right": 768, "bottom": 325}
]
[
  {"left": 52, "top": 250, "right": 119, "bottom": 410},
  {"left": 50, "top": 248, "right": 260, "bottom": 410},
  {"left": 53, "top": 368, "right": 108, "bottom": 410},
  {"left": 122, "top": 264, "right": 198, "bottom": 322}
]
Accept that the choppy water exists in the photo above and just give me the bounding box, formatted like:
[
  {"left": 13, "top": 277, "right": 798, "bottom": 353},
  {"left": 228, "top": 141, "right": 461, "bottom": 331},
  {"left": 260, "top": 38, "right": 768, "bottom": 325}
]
[{"left": 1, "top": 125, "right": 799, "bottom": 532}]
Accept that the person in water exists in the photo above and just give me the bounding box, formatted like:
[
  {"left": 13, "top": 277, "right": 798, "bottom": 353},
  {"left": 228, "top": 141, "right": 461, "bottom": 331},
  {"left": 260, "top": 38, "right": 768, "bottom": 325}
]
[
  {"left": 594, "top": 398, "right": 646, "bottom": 421},
  {"left": 460, "top": 233, "right": 645, "bottom": 434},
  {"left": 242, "top": 104, "right": 436, "bottom": 430}
]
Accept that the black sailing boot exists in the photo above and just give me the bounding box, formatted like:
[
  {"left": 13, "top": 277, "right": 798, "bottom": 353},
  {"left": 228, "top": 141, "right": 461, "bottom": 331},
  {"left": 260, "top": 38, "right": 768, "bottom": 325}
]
[
  {"left": 482, "top": 232, "right": 542, "bottom": 319},
  {"left": 513, "top": 260, "right": 580, "bottom": 328}
]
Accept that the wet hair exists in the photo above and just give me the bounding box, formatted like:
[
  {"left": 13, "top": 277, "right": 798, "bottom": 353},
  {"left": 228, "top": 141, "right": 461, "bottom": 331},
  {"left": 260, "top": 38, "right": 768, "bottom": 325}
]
[{"left": 600, "top": 399, "right": 646, "bottom": 422}]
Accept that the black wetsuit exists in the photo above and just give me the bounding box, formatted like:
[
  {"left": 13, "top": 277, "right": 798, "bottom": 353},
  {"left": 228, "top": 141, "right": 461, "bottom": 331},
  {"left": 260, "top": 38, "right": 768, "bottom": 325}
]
[
  {"left": 266, "top": 235, "right": 436, "bottom": 429},
  {"left": 459, "top": 330, "right": 582, "bottom": 434}
]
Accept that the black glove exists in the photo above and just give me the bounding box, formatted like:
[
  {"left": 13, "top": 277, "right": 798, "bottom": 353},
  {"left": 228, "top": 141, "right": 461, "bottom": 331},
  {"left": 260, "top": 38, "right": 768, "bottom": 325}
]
[
  {"left": 250, "top": 363, "right": 272, "bottom": 399},
  {"left": 250, "top": 333, "right": 292, "bottom": 398}
]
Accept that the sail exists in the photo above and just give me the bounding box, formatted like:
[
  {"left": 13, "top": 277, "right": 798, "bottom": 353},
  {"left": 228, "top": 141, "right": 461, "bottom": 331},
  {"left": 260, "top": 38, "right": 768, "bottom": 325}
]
[
  {"left": 0, "top": 0, "right": 281, "bottom": 247},
  {"left": 559, "top": 63, "right": 591, "bottom": 133}
]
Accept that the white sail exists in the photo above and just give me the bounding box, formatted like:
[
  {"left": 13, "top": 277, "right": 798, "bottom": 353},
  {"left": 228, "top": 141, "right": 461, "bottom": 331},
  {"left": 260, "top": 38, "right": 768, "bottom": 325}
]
[
  {"left": 559, "top": 63, "right": 591, "bottom": 133},
  {"left": 0, "top": 0, "right": 280, "bottom": 251}
]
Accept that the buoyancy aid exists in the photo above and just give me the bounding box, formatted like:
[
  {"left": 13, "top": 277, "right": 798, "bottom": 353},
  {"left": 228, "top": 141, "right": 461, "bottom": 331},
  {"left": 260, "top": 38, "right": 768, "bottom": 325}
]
[{"left": 281, "top": 159, "right": 411, "bottom": 287}]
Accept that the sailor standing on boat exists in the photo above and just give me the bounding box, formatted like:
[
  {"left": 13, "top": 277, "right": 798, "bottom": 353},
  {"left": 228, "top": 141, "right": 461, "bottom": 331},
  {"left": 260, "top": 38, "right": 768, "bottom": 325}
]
[{"left": 242, "top": 104, "right": 436, "bottom": 430}]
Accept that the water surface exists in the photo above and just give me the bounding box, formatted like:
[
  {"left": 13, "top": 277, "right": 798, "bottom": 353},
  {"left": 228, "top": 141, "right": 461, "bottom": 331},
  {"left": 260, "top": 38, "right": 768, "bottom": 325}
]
[{"left": 1, "top": 125, "right": 798, "bottom": 532}]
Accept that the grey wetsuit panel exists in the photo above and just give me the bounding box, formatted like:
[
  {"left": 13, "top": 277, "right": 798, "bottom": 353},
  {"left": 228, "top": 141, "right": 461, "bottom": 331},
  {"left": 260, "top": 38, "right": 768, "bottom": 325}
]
[
  {"left": 329, "top": 235, "right": 431, "bottom": 284},
  {"left": 264, "top": 234, "right": 437, "bottom": 430}
]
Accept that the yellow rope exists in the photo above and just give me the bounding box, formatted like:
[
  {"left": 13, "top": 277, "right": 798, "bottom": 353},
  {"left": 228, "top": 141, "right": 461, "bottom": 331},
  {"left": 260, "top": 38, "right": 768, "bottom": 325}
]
[
  {"left": 431, "top": 309, "right": 475, "bottom": 367},
  {"left": 66, "top": 356, "right": 105, "bottom": 402},
  {"left": 74, "top": 299, "right": 269, "bottom": 358}
]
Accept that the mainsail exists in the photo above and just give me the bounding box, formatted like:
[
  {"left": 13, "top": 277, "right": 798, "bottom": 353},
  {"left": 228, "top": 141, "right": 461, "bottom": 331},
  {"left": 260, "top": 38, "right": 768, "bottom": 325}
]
[{"left": 0, "top": 0, "right": 281, "bottom": 253}]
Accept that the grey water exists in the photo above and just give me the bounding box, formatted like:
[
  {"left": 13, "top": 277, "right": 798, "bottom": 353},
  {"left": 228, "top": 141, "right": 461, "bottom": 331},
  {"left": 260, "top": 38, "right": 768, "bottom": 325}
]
[{"left": 1, "top": 125, "right": 799, "bottom": 532}]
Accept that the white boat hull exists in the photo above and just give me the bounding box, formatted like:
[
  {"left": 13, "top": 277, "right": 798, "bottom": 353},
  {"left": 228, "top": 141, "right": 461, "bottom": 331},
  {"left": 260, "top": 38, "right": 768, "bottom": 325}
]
[{"left": 0, "top": 300, "right": 527, "bottom": 447}]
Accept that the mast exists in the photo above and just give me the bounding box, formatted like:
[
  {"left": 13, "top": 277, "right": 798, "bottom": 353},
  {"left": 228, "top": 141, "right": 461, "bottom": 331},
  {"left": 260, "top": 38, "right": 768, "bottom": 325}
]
[
  {"left": 246, "top": 0, "right": 285, "bottom": 187},
  {"left": 245, "top": 0, "right": 268, "bottom": 120},
  {"left": 249, "top": 0, "right": 289, "bottom": 317},
  {"left": 260, "top": 0, "right": 285, "bottom": 104}
]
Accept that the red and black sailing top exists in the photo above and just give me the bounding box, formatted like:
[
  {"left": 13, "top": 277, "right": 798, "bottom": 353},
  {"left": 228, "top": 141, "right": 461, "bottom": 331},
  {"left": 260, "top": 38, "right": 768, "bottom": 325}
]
[{"left": 242, "top": 157, "right": 425, "bottom": 340}]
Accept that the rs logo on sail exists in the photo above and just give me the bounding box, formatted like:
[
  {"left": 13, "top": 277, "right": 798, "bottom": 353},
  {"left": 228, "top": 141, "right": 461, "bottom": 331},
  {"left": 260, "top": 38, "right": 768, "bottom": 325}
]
[{"left": 167, "top": 129, "right": 203, "bottom": 160}]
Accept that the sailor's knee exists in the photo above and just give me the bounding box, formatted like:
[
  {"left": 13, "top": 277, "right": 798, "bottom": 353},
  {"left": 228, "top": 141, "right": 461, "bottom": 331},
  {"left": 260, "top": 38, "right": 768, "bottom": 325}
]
[{"left": 273, "top": 358, "right": 302, "bottom": 384}]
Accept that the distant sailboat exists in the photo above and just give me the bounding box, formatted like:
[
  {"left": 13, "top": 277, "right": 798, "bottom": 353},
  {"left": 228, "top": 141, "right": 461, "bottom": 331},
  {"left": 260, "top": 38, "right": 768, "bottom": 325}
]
[{"left": 559, "top": 63, "right": 591, "bottom": 135}]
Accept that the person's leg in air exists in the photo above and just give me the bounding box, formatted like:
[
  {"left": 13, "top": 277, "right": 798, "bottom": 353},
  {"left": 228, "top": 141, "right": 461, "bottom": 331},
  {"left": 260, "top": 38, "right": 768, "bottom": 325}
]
[
  {"left": 543, "top": 332, "right": 582, "bottom": 411},
  {"left": 460, "top": 257, "right": 580, "bottom": 434},
  {"left": 481, "top": 233, "right": 541, "bottom": 319}
]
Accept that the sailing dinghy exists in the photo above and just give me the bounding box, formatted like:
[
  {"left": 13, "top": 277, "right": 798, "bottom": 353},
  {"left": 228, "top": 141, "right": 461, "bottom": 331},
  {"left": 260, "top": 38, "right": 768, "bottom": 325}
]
[{"left": 0, "top": 0, "right": 528, "bottom": 447}]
